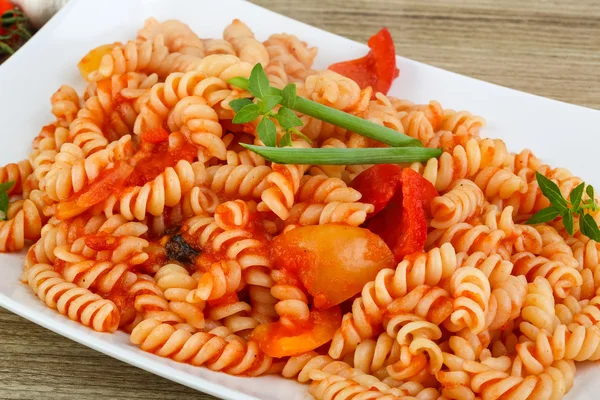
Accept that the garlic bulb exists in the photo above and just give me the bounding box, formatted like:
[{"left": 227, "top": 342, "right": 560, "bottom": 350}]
[{"left": 12, "top": 0, "right": 70, "bottom": 29}]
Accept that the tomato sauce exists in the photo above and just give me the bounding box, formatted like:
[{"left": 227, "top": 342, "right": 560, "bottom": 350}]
[{"left": 84, "top": 233, "right": 118, "bottom": 251}]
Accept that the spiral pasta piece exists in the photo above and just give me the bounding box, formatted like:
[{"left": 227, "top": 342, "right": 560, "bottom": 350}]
[
  {"left": 137, "top": 18, "right": 204, "bottom": 56},
  {"left": 0, "top": 160, "right": 33, "bottom": 196},
  {"left": 473, "top": 166, "right": 527, "bottom": 200},
  {"left": 60, "top": 260, "right": 137, "bottom": 294},
  {"left": 431, "top": 179, "right": 484, "bottom": 229},
  {"left": 416, "top": 138, "right": 518, "bottom": 192},
  {"left": 42, "top": 135, "right": 134, "bottom": 201},
  {"left": 258, "top": 163, "right": 310, "bottom": 220},
  {"left": 24, "top": 215, "right": 118, "bottom": 269},
  {"left": 440, "top": 109, "right": 485, "bottom": 137},
  {"left": 512, "top": 252, "right": 582, "bottom": 299},
  {"left": 467, "top": 358, "right": 575, "bottom": 400},
  {"left": 154, "top": 264, "right": 206, "bottom": 329},
  {"left": 270, "top": 270, "right": 310, "bottom": 329},
  {"left": 445, "top": 267, "right": 491, "bottom": 334},
  {"left": 536, "top": 225, "right": 579, "bottom": 270},
  {"left": 297, "top": 175, "right": 363, "bottom": 204},
  {"left": 285, "top": 202, "right": 374, "bottom": 227},
  {"left": 344, "top": 333, "right": 401, "bottom": 378},
  {"left": 486, "top": 275, "right": 528, "bottom": 331},
  {"left": 385, "top": 315, "right": 444, "bottom": 377},
  {"left": 519, "top": 277, "right": 557, "bottom": 333},
  {"left": 51, "top": 85, "right": 81, "bottom": 128},
  {"left": 426, "top": 223, "right": 508, "bottom": 257},
  {"left": 303, "top": 71, "right": 368, "bottom": 112},
  {"left": 166, "top": 96, "right": 225, "bottom": 161},
  {"left": 204, "top": 38, "right": 236, "bottom": 56},
  {"left": 457, "top": 252, "right": 513, "bottom": 289},
  {"left": 53, "top": 235, "right": 150, "bottom": 266},
  {"left": 519, "top": 323, "right": 600, "bottom": 365},
  {"left": 264, "top": 33, "right": 317, "bottom": 80},
  {"left": 187, "top": 260, "right": 243, "bottom": 303},
  {"left": 88, "top": 37, "right": 172, "bottom": 81},
  {"left": 27, "top": 264, "right": 120, "bottom": 332},
  {"left": 329, "top": 245, "right": 457, "bottom": 358},
  {"left": 308, "top": 367, "right": 428, "bottom": 400},
  {"left": 223, "top": 19, "right": 269, "bottom": 66},
  {"left": 214, "top": 200, "right": 253, "bottom": 230},
  {"left": 207, "top": 164, "right": 272, "bottom": 200},
  {"left": 130, "top": 318, "right": 271, "bottom": 375},
  {"left": 401, "top": 110, "right": 435, "bottom": 145},
  {"left": 0, "top": 199, "right": 43, "bottom": 252},
  {"left": 572, "top": 296, "right": 600, "bottom": 327},
  {"left": 206, "top": 300, "right": 260, "bottom": 336},
  {"left": 30, "top": 124, "right": 70, "bottom": 156},
  {"left": 104, "top": 159, "right": 206, "bottom": 220}
]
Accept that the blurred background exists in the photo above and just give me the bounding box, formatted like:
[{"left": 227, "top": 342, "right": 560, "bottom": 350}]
[{"left": 0, "top": 1, "right": 599, "bottom": 399}]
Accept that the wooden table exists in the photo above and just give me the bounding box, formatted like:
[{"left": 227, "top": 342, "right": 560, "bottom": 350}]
[{"left": 1, "top": 0, "right": 599, "bottom": 399}]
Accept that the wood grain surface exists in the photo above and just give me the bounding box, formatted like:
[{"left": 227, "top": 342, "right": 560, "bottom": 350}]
[{"left": 1, "top": 0, "right": 599, "bottom": 399}]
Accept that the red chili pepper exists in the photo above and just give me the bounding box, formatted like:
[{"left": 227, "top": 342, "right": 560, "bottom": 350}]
[
  {"left": 350, "top": 164, "right": 402, "bottom": 217},
  {"left": 360, "top": 167, "right": 438, "bottom": 263},
  {"left": 328, "top": 27, "right": 400, "bottom": 95}
]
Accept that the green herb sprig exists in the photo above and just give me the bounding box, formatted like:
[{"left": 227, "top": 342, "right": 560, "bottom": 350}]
[
  {"left": 526, "top": 171, "right": 600, "bottom": 241},
  {"left": 0, "top": 181, "right": 15, "bottom": 220},
  {"left": 229, "top": 64, "right": 309, "bottom": 148},
  {"left": 228, "top": 64, "right": 422, "bottom": 149}
]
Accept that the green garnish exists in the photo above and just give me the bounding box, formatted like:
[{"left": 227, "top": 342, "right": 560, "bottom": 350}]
[
  {"left": 229, "top": 64, "right": 305, "bottom": 148},
  {"left": 527, "top": 171, "right": 600, "bottom": 241},
  {"left": 228, "top": 64, "right": 422, "bottom": 148},
  {"left": 239, "top": 144, "right": 442, "bottom": 165},
  {"left": 0, "top": 181, "right": 15, "bottom": 220}
]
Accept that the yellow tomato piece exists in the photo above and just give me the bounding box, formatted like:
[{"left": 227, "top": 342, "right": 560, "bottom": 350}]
[
  {"left": 271, "top": 224, "right": 394, "bottom": 309},
  {"left": 251, "top": 307, "right": 341, "bottom": 358},
  {"left": 77, "top": 43, "right": 117, "bottom": 80}
]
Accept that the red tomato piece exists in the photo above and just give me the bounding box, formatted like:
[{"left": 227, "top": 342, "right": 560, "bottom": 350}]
[
  {"left": 250, "top": 306, "right": 341, "bottom": 358},
  {"left": 350, "top": 164, "right": 403, "bottom": 216},
  {"left": 364, "top": 168, "right": 435, "bottom": 263},
  {"left": 271, "top": 225, "right": 394, "bottom": 309},
  {"left": 76, "top": 161, "right": 133, "bottom": 208},
  {"left": 328, "top": 27, "right": 399, "bottom": 95},
  {"left": 141, "top": 127, "right": 170, "bottom": 144}
]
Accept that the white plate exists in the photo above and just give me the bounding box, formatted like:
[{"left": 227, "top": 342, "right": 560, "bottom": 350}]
[{"left": 1, "top": 0, "right": 600, "bottom": 399}]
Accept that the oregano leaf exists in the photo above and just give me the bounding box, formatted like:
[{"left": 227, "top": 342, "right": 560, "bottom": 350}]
[
  {"left": 229, "top": 98, "right": 253, "bottom": 113},
  {"left": 279, "top": 132, "right": 293, "bottom": 147},
  {"left": 261, "top": 95, "right": 283, "bottom": 113},
  {"left": 248, "top": 63, "right": 270, "bottom": 99},
  {"left": 569, "top": 182, "right": 585, "bottom": 211},
  {"left": 562, "top": 211, "right": 574, "bottom": 236},
  {"left": 282, "top": 84, "right": 297, "bottom": 109},
  {"left": 275, "top": 107, "right": 304, "bottom": 130},
  {"left": 581, "top": 213, "right": 600, "bottom": 242},
  {"left": 526, "top": 206, "right": 560, "bottom": 225},
  {"left": 257, "top": 118, "right": 277, "bottom": 147},
  {"left": 536, "top": 171, "right": 568, "bottom": 212},
  {"left": 232, "top": 103, "right": 261, "bottom": 124}
]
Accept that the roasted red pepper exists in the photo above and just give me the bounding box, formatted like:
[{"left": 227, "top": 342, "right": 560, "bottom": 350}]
[
  {"left": 350, "top": 164, "right": 402, "bottom": 217},
  {"left": 354, "top": 166, "right": 438, "bottom": 263},
  {"left": 328, "top": 27, "right": 400, "bottom": 95}
]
